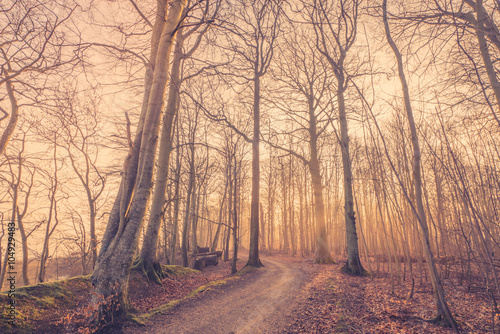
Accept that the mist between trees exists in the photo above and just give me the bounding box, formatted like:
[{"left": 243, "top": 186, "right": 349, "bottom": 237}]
[{"left": 0, "top": 0, "right": 499, "bottom": 331}]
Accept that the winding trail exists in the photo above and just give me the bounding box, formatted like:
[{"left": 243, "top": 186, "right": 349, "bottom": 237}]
[{"left": 126, "top": 257, "right": 308, "bottom": 334}]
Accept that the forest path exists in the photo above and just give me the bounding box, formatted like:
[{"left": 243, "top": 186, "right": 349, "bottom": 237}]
[{"left": 125, "top": 256, "right": 310, "bottom": 334}]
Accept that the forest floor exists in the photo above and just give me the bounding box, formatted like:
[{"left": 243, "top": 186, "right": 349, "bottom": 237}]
[
  {"left": 121, "top": 254, "right": 494, "bottom": 334},
  {"left": 1, "top": 253, "right": 496, "bottom": 333}
]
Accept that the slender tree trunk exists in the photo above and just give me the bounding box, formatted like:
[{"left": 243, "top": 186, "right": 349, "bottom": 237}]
[
  {"left": 260, "top": 202, "right": 266, "bottom": 251},
  {"left": 231, "top": 159, "right": 238, "bottom": 274},
  {"left": 474, "top": 0, "right": 500, "bottom": 129},
  {"left": 224, "top": 155, "right": 233, "bottom": 261},
  {"left": 336, "top": 79, "right": 365, "bottom": 275},
  {"left": 212, "top": 178, "right": 228, "bottom": 251},
  {"left": 309, "top": 157, "right": 333, "bottom": 263},
  {"left": 182, "top": 145, "right": 196, "bottom": 267},
  {"left": 170, "top": 133, "right": 182, "bottom": 265},
  {"left": 191, "top": 182, "right": 199, "bottom": 254},
  {"left": 281, "top": 162, "right": 289, "bottom": 253},
  {"left": 0, "top": 175, "right": 18, "bottom": 290},
  {"left": 247, "top": 73, "right": 263, "bottom": 267},
  {"left": 383, "top": 1, "right": 457, "bottom": 329}
]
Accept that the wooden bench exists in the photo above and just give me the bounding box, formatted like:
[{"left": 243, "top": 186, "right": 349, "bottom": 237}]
[{"left": 190, "top": 248, "right": 223, "bottom": 270}]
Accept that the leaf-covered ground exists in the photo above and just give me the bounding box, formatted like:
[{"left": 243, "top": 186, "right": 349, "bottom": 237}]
[
  {"left": 279, "top": 256, "right": 496, "bottom": 333},
  {"left": 1, "top": 254, "right": 496, "bottom": 333}
]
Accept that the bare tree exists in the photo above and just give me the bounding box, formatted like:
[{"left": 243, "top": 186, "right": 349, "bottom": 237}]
[
  {"left": 0, "top": 0, "right": 79, "bottom": 154},
  {"left": 54, "top": 91, "right": 106, "bottom": 271},
  {"left": 383, "top": 0, "right": 457, "bottom": 329},
  {"left": 305, "top": 0, "right": 365, "bottom": 273},
  {"left": 137, "top": 1, "right": 218, "bottom": 280},
  {"left": 203, "top": 0, "right": 284, "bottom": 267},
  {"left": 266, "top": 27, "right": 334, "bottom": 263},
  {"left": 89, "top": 0, "right": 187, "bottom": 327}
]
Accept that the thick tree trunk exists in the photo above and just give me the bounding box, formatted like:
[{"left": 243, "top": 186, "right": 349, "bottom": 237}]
[
  {"left": 89, "top": 0, "right": 185, "bottom": 328},
  {"left": 137, "top": 30, "right": 185, "bottom": 281},
  {"left": 383, "top": 1, "right": 457, "bottom": 330},
  {"left": 98, "top": 0, "right": 167, "bottom": 258}
]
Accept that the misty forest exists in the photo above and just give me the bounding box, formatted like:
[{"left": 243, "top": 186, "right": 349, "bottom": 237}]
[{"left": 0, "top": 0, "right": 499, "bottom": 333}]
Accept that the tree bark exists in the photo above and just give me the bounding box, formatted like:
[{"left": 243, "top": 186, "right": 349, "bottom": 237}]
[
  {"left": 89, "top": 0, "right": 185, "bottom": 327},
  {"left": 137, "top": 29, "right": 186, "bottom": 281},
  {"left": 383, "top": 1, "right": 457, "bottom": 329},
  {"left": 231, "top": 158, "right": 238, "bottom": 274},
  {"left": 247, "top": 72, "right": 263, "bottom": 267},
  {"left": 336, "top": 71, "right": 365, "bottom": 275},
  {"left": 182, "top": 144, "right": 196, "bottom": 267}
]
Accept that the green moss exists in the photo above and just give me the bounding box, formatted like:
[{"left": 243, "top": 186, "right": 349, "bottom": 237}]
[
  {"left": 162, "top": 265, "right": 199, "bottom": 277},
  {"left": 234, "top": 265, "right": 258, "bottom": 276},
  {"left": 0, "top": 275, "right": 91, "bottom": 333},
  {"left": 131, "top": 278, "right": 237, "bottom": 325}
]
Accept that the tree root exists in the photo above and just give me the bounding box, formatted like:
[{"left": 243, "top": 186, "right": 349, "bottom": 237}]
[
  {"left": 340, "top": 262, "right": 369, "bottom": 276},
  {"left": 132, "top": 257, "right": 167, "bottom": 284},
  {"left": 245, "top": 258, "right": 265, "bottom": 268},
  {"left": 314, "top": 255, "right": 335, "bottom": 264},
  {"left": 426, "top": 313, "right": 457, "bottom": 329}
]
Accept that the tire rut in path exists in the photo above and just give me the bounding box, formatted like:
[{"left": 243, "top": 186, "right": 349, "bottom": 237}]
[{"left": 133, "top": 257, "right": 307, "bottom": 334}]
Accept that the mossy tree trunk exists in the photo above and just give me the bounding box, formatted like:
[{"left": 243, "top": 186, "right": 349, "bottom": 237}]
[{"left": 89, "top": 0, "right": 185, "bottom": 328}]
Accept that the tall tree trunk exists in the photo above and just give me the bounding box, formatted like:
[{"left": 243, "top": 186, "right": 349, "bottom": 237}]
[
  {"left": 260, "top": 202, "right": 266, "bottom": 251},
  {"left": 89, "top": 0, "right": 185, "bottom": 327},
  {"left": 383, "top": 1, "right": 457, "bottom": 329},
  {"left": 231, "top": 158, "right": 238, "bottom": 274},
  {"left": 191, "top": 182, "right": 199, "bottom": 254},
  {"left": 474, "top": 0, "right": 500, "bottom": 129},
  {"left": 305, "top": 94, "right": 333, "bottom": 263},
  {"left": 336, "top": 78, "right": 364, "bottom": 275},
  {"left": 281, "top": 161, "right": 289, "bottom": 253},
  {"left": 137, "top": 30, "right": 185, "bottom": 281},
  {"left": 309, "top": 157, "right": 333, "bottom": 263},
  {"left": 182, "top": 144, "right": 196, "bottom": 267},
  {"left": 170, "top": 132, "right": 182, "bottom": 265},
  {"left": 38, "top": 144, "right": 59, "bottom": 283},
  {"left": 247, "top": 73, "right": 263, "bottom": 267},
  {"left": 224, "top": 154, "right": 233, "bottom": 261}
]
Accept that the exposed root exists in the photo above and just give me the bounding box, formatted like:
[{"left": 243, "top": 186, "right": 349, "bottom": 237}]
[
  {"left": 426, "top": 313, "right": 457, "bottom": 329},
  {"left": 313, "top": 255, "right": 335, "bottom": 264},
  {"left": 132, "top": 257, "right": 167, "bottom": 284},
  {"left": 245, "top": 258, "right": 265, "bottom": 268},
  {"left": 340, "top": 262, "right": 369, "bottom": 276}
]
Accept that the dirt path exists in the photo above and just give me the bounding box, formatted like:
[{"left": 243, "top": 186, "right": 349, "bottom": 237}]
[{"left": 124, "top": 256, "right": 309, "bottom": 334}]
